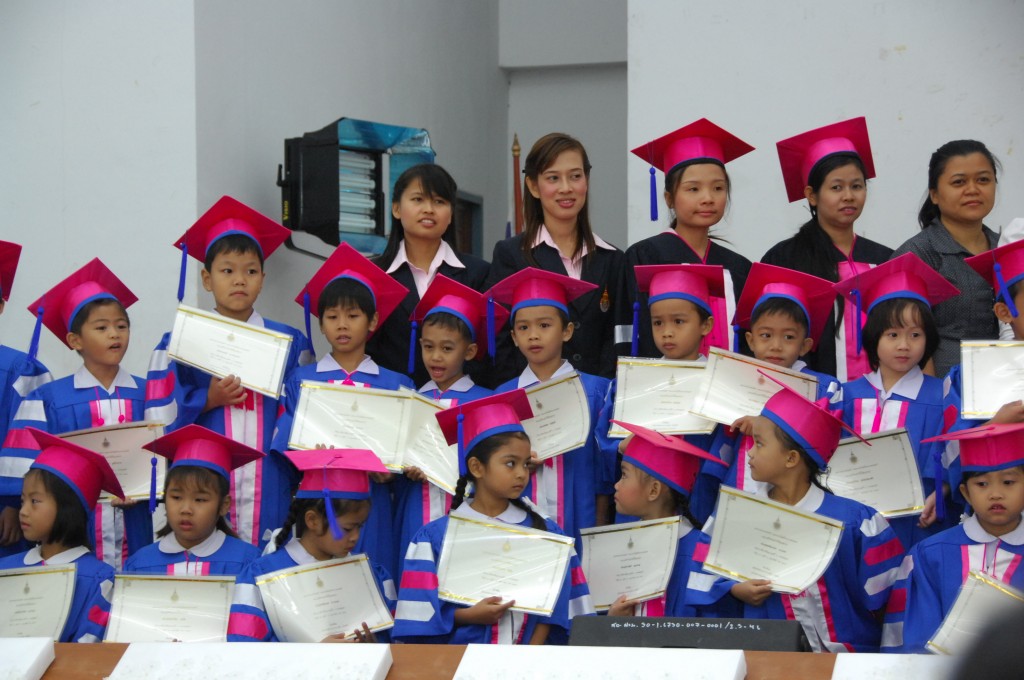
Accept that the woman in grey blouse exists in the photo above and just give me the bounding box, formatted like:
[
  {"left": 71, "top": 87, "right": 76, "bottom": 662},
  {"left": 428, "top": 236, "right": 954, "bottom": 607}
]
[{"left": 892, "top": 140, "right": 1001, "bottom": 378}]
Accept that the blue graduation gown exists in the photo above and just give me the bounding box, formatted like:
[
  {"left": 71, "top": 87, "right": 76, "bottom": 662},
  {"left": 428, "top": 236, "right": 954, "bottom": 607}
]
[{"left": 123, "top": 529, "right": 260, "bottom": 576}]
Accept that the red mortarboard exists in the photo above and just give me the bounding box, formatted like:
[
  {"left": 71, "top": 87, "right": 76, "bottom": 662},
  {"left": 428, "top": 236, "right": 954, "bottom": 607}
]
[
  {"left": 174, "top": 196, "right": 289, "bottom": 263},
  {"left": 924, "top": 423, "right": 1024, "bottom": 474},
  {"left": 733, "top": 263, "right": 836, "bottom": 350},
  {"left": 613, "top": 420, "right": 725, "bottom": 495},
  {"left": 0, "top": 240, "right": 22, "bottom": 302},
  {"left": 486, "top": 267, "right": 596, "bottom": 319},
  {"left": 143, "top": 424, "right": 264, "bottom": 480},
  {"left": 635, "top": 264, "right": 726, "bottom": 316},
  {"left": 776, "top": 117, "right": 875, "bottom": 203},
  {"left": 286, "top": 448, "right": 388, "bottom": 539},
  {"left": 29, "top": 427, "right": 124, "bottom": 510},
  {"left": 966, "top": 239, "right": 1024, "bottom": 318},
  {"left": 436, "top": 389, "right": 534, "bottom": 477},
  {"left": 833, "top": 253, "right": 960, "bottom": 316},
  {"left": 631, "top": 118, "right": 755, "bottom": 173}
]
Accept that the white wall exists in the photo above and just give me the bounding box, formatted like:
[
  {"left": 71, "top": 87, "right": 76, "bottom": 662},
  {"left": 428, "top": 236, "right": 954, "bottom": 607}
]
[
  {"left": 499, "top": 0, "right": 626, "bottom": 67},
  {"left": 193, "top": 1, "right": 509, "bottom": 347},
  {"left": 0, "top": 1, "right": 197, "bottom": 377},
  {"left": 627, "top": 0, "right": 1024, "bottom": 260}
]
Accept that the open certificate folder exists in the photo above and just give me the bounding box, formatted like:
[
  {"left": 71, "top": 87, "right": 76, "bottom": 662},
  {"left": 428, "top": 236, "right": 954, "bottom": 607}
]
[
  {"left": 703, "top": 487, "right": 843, "bottom": 594},
  {"left": 167, "top": 304, "right": 294, "bottom": 398},
  {"left": 520, "top": 373, "right": 591, "bottom": 461},
  {"left": 960, "top": 340, "right": 1024, "bottom": 419},
  {"left": 609, "top": 358, "right": 714, "bottom": 437},
  {"left": 436, "top": 516, "right": 575, "bottom": 615},
  {"left": 104, "top": 574, "right": 234, "bottom": 642},
  {"left": 689, "top": 348, "right": 818, "bottom": 426},
  {"left": 928, "top": 572, "right": 1024, "bottom": 655},
  {"left": 580, "top": 517, "right": 680, "bottom": 610},
  {"left": 257, "top": 554, "right": 394, "bottom": 642},
  {"left": 59, "top": 422, "right": 166, "bottom": 501},
  {"left": 829, "top": 429, "right": 925, "bottom": 518},
  {"left": 288, "top": 382, "right": 458, "bottom": 493},
  {"left": 0, "top": 565, "right": 76, "bottom": 639}
]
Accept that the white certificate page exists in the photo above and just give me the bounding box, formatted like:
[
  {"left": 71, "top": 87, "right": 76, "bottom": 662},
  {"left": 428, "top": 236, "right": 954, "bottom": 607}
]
[
  {"left": 167, "top": 304, "right": 293, "bottom": 398},
  {"left": 610, "top": 358, "right": 715, "bottom": 437},
  {"left": 105, "top": 574, "right": 234, "bottom": 643},
  {"left": 829, "top": 429, "right": 924, "bottom": 518},
  {"left": 257, "top": 554, "right": 394, "bottom": 642},
  {"left": 436, "top": 516, "right": 574, "bottom": 615},
  {"left": 520, "top": 373, "right": 591, "bottom": 461},
  {"left": 928, "top": 571, "right": 1024, "bottom": 655},
  {"left": 0, "top": 565, "right": 76, "bottom": 639},
  {"left": 580, "top": 517, "right": 681, "bottom": 610},
  {"left": 960, "top": 341, "right": 1024, "bottom": 419},
  {"left": 60, "top": 422, "right": 166, "bottom": 501},
  {"left": 397, "top": 388, "right": 459, "bottom": 494},
  {"left": 689, "top": 348, "right": 818, "bottom": 426},
  {"left": 703, "top": 487, "right": 843, "bottom": 594}
]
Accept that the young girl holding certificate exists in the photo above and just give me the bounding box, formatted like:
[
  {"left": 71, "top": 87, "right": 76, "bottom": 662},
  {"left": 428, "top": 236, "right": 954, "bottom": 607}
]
[
  {"left": 488, "top": 268, "right": 612, "bottom": 539},
  {"left": 0, "top": 428, "right": 124, "bottom": 642},
  {"left": 0, "top": 259, "right": 151, "bottom": 569},
  {"left": 606, "top": 420, "right": 729, "bottom": 617},
  {"left": 705, "top": 384, "right": 905, "bottom": 652},
  {"left": 123, "top": 426, "right": 262, "bottom": 575},
  {"left": 227, "top": 449, "right": 396, "bottom": 643},
  {"left": 272, "top": 243, "right": 414, "bottom": 576},
  {"left": 882, "top": 423, "right": 1024, "bottom": 653},
  {"left": 835, "top": 253, "right": 960, "bottom": 548},
  {"left": 392, "top": 391, "right": 593, "bottom": 644}
]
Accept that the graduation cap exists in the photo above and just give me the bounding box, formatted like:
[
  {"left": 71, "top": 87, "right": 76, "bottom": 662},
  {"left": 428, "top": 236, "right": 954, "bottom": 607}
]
[
  {"left": 27, "top": 427, "right": 125, "bottom": 511},
  {"left": 965, "top": 239, "right": 1024, "bottom": 318},
  {"left": 435, "top": 389, "right": 534, "bottom": 478},
  {"left": 833, "top": 253, "right": 960, "bottom": 353},
  {"left": 25, "top": 258, "right": 138, "bottom": 359},
  {"left": 631, "top": 264, "right": 725, "bottom": 355},
  {"left": 486, "top": 267, "right": 596, "bottom": 320},
  {"left": 409, "top": 274, "right": 510, "bottom": 374},
  {"left": 293, "top": 242, "right": 409, "bottom": 350},
  {"left": 924, "top": 423, "right": 1024, "bottom": 474},
  {"left": 776, "top": 117, "right": 875, "bottom": 203},
  {"left": 612, "top": 420, "right": 725, "bottom": 495},
  {"left": 173, "top": 196, "right": 290, "bottom": 303},
  {"left": 630, "top": 119, "right": 754, "bottom": 221},
  {"left": 0, "top": 240, "right": 22, "bottom": 302},
  {"left": 142, "top": 424, "right": 265, "bottom": 513},
  {"left": 733, "top": 262, "right": 836, "bottom": 351},
  {"left": 285, "top": 448, "right": 389, "bottom": 539}
]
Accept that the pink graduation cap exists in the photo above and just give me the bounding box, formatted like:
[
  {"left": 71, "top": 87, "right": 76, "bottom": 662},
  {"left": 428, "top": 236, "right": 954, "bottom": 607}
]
[
  {"left": 758, "top": 371, "right": 866, "bottom": 471},
  {"left": 293, "top": 242, "right": 409, "bottom": 351},
  {"left": 733, "top": 263, "right": 836, "bottom": 351},
  {"left": 286, "top": 448, "right": 389, "bottom": 539},
  {"left": 966, "top": 239, "right": 1024, "bottom": 318},
  {"left": 410, "top": 274, "right": 510, "bottom": 374},
  {"left": 833, "top": 253, "right": 960, "bottom": 353},
  {"left": 486, "top": 267, "right": 596, "bottom": 320},
  {"left": 173, "top": 196, "right": 290, "bottom": 303},
  {"left": 25, "top": 258, "right": 138, "bottom": 359},
  {"left": 776, "top": 117, "right": 875, "bottom": 203},
  {"left": 612, "top": 420, "right": 726, "bottom": 496},
  {"left": 0, "top": 240, "right": 22, "bottom": 302},
  {"left": 143, "top": 424, "right": 265, "bottom": 512},
  {"left": 436, "top": 389, "right": 534, "bottom": 477},
  {"left": 923, "top": 423, "right": 1024, "bottom": 474},
  {"left": 631, "top": 119, "right": 755, "bottom": 221},
  {"left": 632, "top": 264, "right": 725, "bottom": 355},
  {"left": 27, "top": 427, "right": 125, "bottom": 511}
]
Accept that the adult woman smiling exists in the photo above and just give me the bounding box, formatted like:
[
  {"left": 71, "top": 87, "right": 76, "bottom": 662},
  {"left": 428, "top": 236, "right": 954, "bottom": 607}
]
[{"left": 891, "top": 140, "right": 1001, "bottom": 378}]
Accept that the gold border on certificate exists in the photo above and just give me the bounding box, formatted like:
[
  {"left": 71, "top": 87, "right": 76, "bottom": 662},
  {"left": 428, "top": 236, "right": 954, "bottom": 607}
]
[
  {"left": 960, "top": 340, "right": 1024, "bottom": 419},
  {"left": 580, "top": 517, "right": 681, "bottom": 610},
  {"left": 105, "top": 573, "right": 235, "bottom": 643},
  {"left": 521, "top": 373, "right": 590, "bottom": 461},
  {"left": 59, "top": 422, "right": 166, "bottom": 501},
  {"left": 928, "top": 571, "right": 1024, "bottom": 655},
  {"left": 0, "top": 564, "right": 77, "bottom": 639},
  {"left": 829, "top": 428, "right": 925, "bottom": 518},
  {"left": 610, "top": 358, "right": 714, "bottom": 437},
  {"left": 167, "top": 304, "right": 293, "bottom": 398}
]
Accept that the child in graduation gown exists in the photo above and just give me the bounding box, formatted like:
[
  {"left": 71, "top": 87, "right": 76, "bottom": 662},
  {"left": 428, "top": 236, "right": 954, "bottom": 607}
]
[
  {"left": 489, "top": 268, "right": 612, "bottom": 543},
  {"left": 392, "top": 275, "right": 499, "bottom": 580},
  {"left": 392, "top": 390, "right": 594, "bottom": 644},
  {"left": 605, "top": 420, "right": 730, "bottom": 617},
  {"left": 123, "top": 426, "right": 262, "bottom": 575},
  {"left": 703, "top": 382, "right": 905, "bottom": 652},
  {"left": 0, "top": 241, "right": 52, "bottom": 556},
  {"left": 228, "top": 449, "right": 396, "bottom": 643},
  {"left": 883, "top": 423, "right": 1024, "bottom": 652},
  {"left": 272, "top": 243, "right": 415, "bottom": 576},
  {"left": 144, "top": 197, "right": 313, "bottom": 550},
  {"left": 0, "top": 259, "right": 150, "bottom": 568},
  {"left": 835, "top": 253, "right": 960, "bottom": 548},
  {"left": 0, "top": 429, "right": 125, "bottom": 642},
  {"left": 617, "top": 119, "right": 755, "bottom": 358}
]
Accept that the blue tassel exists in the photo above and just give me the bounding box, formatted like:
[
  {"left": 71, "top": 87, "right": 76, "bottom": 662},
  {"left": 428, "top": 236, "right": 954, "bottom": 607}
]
[
  {"left": 487, "top": 297, "right": 496, "bottom": 364},
  {"left": 149, "top": 456, "right": 158, "bottom": 513},
  {"left": 853, "top": 289, "right": 863, "bottom": 355},
  {"left": 407, "top": 320, "right": 418, "bottom": 375},
  {"left": 27, "top": 305, "right": 44, "bottom": 362},
  {"left": 995, "top": 263, "right": 1019, "bottom": 318},
  {"left": 733, "top": 324, "right": 741, "bottom": 353},
  {"left": 631, "top": 301, "right": 640, "bottom": 356},
  {"left": 505, "top": 221, "right": 512, "bottom": 239},
  {"left": 303, "top": 291, "right": 313, "bottom": 357},
  {"left": 177, "top": 244, "right": 188, "bottom": 303},
  {"left": 457, "top": 412, "right": 466, "bottom": 477},
  {"left": 323, "top": 479, "right": 344, "bottom": 540},
  {"left": 649, "top": 167, "right": 658, "bottom": 221}
]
